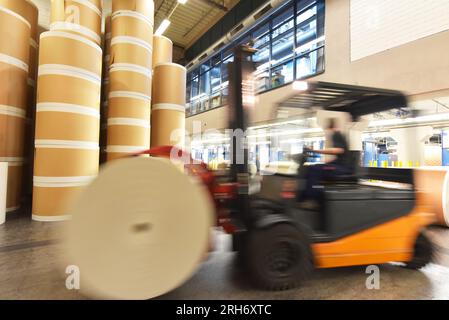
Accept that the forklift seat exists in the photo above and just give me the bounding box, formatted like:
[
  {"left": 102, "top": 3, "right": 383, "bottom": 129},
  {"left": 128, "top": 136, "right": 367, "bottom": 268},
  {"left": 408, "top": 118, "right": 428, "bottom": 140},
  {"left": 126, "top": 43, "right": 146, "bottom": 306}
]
[{"left": 323, "top": 151, "right": 362, "bottom": 185}]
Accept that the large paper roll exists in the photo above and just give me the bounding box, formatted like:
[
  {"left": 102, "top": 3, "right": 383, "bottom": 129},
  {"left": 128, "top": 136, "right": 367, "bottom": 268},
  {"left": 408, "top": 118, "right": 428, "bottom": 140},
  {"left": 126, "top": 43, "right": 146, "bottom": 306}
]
[
  {"left": 110, "top": 37, "right": 153, "bottom": 69},
  {"left": 50, "top": 0, "right": 102, "bottom": 45},
  {"left": 0, "top": 62, "right": 28, "bottom": 110},
  {"left": 415, "top": 168, "right": 449, "bottom": 227},
  {"left": 109, "top": 64, "right": 152, "bottom": 96},
  {"left": 111, "top": 11, "right": 153, "bottom": 45},
  {"left": 152, "top": 63, "right": 186, "bottom": 105},
  {"left": 112, "top": 0, "right": 155, "bottom": 26},
  {"left": 0, "top": 4, "right": 31, "bottom": 63},
  {"left": 0, "top": 0, "right": 38, "bottom": 40},
  {"left": 152, "top": 35, "right": 172, "bottom": 67},
  {"left": 151, "top": 63, "right": 186, "bottom": 148},
  {"left": 39, "top": 31, "right": 102, "bottom": 75},
  {"left": 37, "top": 68, "right": 101, "bottom": 108},
  {"left": 33, "top": 185, "right": 85, "bottom": 221},
  {"left": 6, "top": 161, "right": 23, "bottom": 212},
  {"left": 0, "top": 112, "right": 26, "bottom": 158},
  {"left": 34, "top": 146, "right": 99, "bottom": 177},
  {"left": 107, "top": 123, "right": 151, "bottom": 147},
  {"left": 108, "top": 93, "right": 151, "bottom": 120},
  {"left": 64, "top": 157, "right": 213, "bottom": 299}
]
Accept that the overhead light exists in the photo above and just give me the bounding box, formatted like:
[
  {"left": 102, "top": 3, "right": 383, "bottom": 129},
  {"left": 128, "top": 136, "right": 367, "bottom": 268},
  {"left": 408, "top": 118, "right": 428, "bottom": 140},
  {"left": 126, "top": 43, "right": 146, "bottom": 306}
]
[
  {"left": 155, "top": 19, "right": 171, "bottom": 36},
  {"left": 292, "top": 81, "right": 309, "bottom": 91},
  {"left": 178, "top": 0, "right": 188, "bottom": 4}
]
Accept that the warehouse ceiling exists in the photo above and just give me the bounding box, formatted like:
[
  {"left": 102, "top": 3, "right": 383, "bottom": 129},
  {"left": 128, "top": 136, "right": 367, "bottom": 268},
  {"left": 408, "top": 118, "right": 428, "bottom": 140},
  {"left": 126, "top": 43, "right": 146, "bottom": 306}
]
[{"left": 154, "top": 0, "right": 240, "bottom": 49}]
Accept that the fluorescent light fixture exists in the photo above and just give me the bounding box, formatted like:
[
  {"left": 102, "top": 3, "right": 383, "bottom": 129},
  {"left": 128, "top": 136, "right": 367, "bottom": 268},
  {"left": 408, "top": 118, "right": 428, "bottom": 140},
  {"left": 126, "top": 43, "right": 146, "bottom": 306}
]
[
  {"left": 155, "top": 19, "right": 171, "bottom": 36},
  {"left": 292, "top": 81, "right": 309, "bottom": 91},
  {"left": 178, "top": 0, "right": 188, "bottom": 4},
  {"left": 369, "top": 113, "right": 449, "bottom": 127}
]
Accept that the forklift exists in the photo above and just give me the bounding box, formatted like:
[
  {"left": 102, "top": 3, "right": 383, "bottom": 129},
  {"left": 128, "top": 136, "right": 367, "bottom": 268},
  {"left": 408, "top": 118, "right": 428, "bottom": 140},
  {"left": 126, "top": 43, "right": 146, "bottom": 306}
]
[{"left": 214, "top": 45, "right": 435, "bottom": 290}]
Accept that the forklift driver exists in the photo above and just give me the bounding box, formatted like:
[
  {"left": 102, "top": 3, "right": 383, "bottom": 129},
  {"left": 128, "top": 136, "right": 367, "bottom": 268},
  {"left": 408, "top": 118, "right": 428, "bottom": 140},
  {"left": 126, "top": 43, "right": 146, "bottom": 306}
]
[{"left": 298, "top": 118, "right": 354, "bottom": 210}]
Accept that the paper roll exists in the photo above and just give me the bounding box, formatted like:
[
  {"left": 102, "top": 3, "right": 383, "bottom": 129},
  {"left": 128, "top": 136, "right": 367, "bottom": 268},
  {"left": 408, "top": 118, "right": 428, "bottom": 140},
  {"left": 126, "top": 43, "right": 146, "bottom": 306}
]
[
  {"left": 0, "top": 0, "right": 38, "bottom": 41},
  {"left": 108, "top": 95, "right": 151, "bottom": 120},
  {"left": 32, "top": 185, "right": 84, "bottom": 220},
  {"left": 111, "top": 11, "right": 153, "bottom": 45},
  {"left": 152, "top": 63, "right": 186, "bottom": 105},
  {"left": 0, "top": 62, "right": 28, "bottom": 110},
  {"left": 151, "top": 109, "right": 185, "bottom": 148},
  {"left": 50, "top": 0, "right": 102, "bottom": 45},
  {"left": 0, "top": 113, "right": 26, "bottom": 158},
  {"left": 35, "top": 110, "right": 100, "bottom": 142},
  {"left": 415, "top": 168, "right": 449, "bottom": 227},
  {"left": 29, "top": 44, "right": 38, "bottom": 81},
  {"left": 112, "top": 0, "right": 154, "bottom": 26},
  {"left": 37, "top": 72, "right": 101, "bottom": 109},
  {"left": 107, "top": 124, "right": 150, "bottom": 148},
  {"left": 0, "top": 4, "right": 32, "bottom": 63},
  {"left": 152, "top": 35, "right": 172, "bottom": 67},
  {"left": 0, "top": 162, "right": 6, "bottom": 224},
  {"left": 6, "top": 161, "right": 23, "bottom": 212},
  {"left": 110, "top": 38, "right": 152, "bottom": 69},
  {"left": 34, "top": 147, "right": 99, "bottom": 177},
  {"left": 39, "top": 31, "right": 102, "bottom": 75},
  {"left": 64, "top": 157, "right": 213, "bottom": 299},
  {"left": 109, "top": 64, "right": 152, "bottom": 96}
]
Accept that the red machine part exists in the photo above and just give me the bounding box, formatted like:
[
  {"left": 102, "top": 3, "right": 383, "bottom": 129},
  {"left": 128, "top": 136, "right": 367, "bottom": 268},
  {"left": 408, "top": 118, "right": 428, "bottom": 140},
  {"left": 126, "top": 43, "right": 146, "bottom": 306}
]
[{"left": 136, "top": 147, "right": 236, "bottom": 233}]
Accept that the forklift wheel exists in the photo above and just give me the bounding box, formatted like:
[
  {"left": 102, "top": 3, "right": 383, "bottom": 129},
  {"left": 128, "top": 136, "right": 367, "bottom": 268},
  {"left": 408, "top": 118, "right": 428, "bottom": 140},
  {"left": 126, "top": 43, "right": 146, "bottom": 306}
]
[
  {"left": 245, "top": 223, "right": 313, "bottom": 291},
  {"left": 404, "top": 233, "right": 434, "bottom": 270}
]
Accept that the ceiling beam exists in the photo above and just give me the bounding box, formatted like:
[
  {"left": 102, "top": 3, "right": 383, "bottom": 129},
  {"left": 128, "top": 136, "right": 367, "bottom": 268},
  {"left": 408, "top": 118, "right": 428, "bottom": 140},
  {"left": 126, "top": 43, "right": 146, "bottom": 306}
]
[{"left": 197, "top": 0, "right": 228, "bottom": 11}]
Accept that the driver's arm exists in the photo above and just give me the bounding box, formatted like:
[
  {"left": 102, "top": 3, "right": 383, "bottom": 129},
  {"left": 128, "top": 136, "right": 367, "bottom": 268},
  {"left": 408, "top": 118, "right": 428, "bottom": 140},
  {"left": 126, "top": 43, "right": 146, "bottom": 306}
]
[{"left": 312, "top": 148, "right": 344, "bottom": 156}]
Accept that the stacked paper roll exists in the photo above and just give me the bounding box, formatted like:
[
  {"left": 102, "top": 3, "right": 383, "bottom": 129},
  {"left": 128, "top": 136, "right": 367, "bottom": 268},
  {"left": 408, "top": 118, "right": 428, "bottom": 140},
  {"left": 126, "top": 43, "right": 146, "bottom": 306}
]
[
  {"left": 33, "top": 30, "right": 102, "bottom": 221},
  {"left": 100, "top": 14, "right": 111, "bottom": 164},
  {"left": 415, "top": 168, "right": 449, "bottom": 227},
  {"left": 0, "top": 1, "right": 32, "bottom": 212},
  {"left": 106, "top": 0, "right": 154, "bottom": 161},
  {"left": 152, "top": 35, "right": 173, "bottom": 67},
  {"left": 50, "top": 0, "right": 102, "bottom": 45},
  {"left": 151, "top": 63, "right": 186, "bottom": 149}
]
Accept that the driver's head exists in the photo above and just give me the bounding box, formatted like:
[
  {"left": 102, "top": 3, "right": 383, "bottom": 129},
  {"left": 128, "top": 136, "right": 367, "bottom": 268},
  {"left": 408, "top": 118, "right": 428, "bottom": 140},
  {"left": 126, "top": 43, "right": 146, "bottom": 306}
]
[{"left": 327, "top": 118, "right": 338, "bottom": 132}]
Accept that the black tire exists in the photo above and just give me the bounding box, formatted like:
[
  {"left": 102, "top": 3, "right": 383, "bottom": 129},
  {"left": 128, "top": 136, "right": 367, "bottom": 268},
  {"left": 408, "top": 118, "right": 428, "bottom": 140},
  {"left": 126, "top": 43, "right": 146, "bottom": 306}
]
[
  {"left": 404, "top": 233, "right": 434, "bottom": 270},
  {"left": 245, "top": 223, "right": 314, "bottom": 291}
]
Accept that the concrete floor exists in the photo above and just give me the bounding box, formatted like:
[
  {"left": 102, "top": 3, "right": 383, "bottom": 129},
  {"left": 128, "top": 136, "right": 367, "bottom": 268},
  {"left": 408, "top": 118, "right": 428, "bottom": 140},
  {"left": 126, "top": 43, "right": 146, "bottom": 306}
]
[{"left": 1, "top": 210, "right": 449, "bottom": 300}]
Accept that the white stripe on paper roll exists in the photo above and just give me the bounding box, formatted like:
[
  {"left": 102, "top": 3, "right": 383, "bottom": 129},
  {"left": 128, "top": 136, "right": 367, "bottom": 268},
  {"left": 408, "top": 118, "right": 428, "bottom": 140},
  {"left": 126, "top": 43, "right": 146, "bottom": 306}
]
[
  {"left": 0, "top": 53, "right": 29, "bottom": 72},
  {"left": 0, "top": 105, "right": 27, "bottom": 118},
  {"left": 0, "top": 157, "right": 25, "bottom": 162},
  {"left": 109, "top": 63, "right": 152, "bottom": 78},
  {"left": 38, "top": 64, "right": 101, "bottom": 85},
  {"left": 111, "top": 36, "right": 153, "bottom": 53},
  {"left": 109, "top": 91, "right": 151, "bottom": 102},
  {"left": 34, "top": 175, "right": 96, "bottom": 187},
  {"left": 112, "top": 10, "right": 153, "bottom": 27},
  {"left": 35, "top": 139, "right": 99, "bottom": 150},
  {"left": 36, "top": 103, "right": 100, "bottom": 118},
  {"left": 50, "top": 22, "right": 101, "bottom": 44},
  {"left": 41, "top": 30, "right": 102, "bottom": 53},
  {"left": 152, "top": 103, "right": 185, "bottom": 113},
  {"left": 32, "top": 214, "right": 72, "bottom": 222},
  {"left": 107, "top": 118, "right": 151, "bottom": 128}
]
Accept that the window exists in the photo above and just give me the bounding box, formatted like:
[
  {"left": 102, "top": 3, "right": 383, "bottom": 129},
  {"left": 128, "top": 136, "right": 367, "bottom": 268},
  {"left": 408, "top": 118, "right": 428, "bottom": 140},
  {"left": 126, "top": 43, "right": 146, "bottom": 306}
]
[
  {"left": 186, "top": 0, "right": 325, "bottom": 116},
  {"left": 271, "top": 60, "right": 294, "bottom": 88}
]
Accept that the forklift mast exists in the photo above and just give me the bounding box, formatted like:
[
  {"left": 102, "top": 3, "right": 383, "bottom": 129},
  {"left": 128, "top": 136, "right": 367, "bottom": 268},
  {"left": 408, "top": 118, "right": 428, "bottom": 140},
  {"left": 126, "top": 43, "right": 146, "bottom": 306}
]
[{"left": 227, "top": 45, "right": 257, "bottom": 226}]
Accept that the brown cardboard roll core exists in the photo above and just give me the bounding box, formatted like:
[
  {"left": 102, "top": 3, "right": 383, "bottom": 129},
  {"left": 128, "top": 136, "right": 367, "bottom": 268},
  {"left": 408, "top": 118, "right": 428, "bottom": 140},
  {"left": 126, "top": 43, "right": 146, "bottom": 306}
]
[
  {"left": 0, "top": 113, "right": 26, "bottom": 158},
  {"left": 0, "top": 62, "right": 28, "bottom": 110},
  {"left": 0, "top": 0, "right": 38, "bottom": 41},
  {"left": 32, "top": 186, "right": 85, "bottom": 220},
  {"left": 108, "top": 95, "right": 151, "bottom": 120},
  {"left": 107, "top": 124, "right": 150, "bottom": 148}
]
